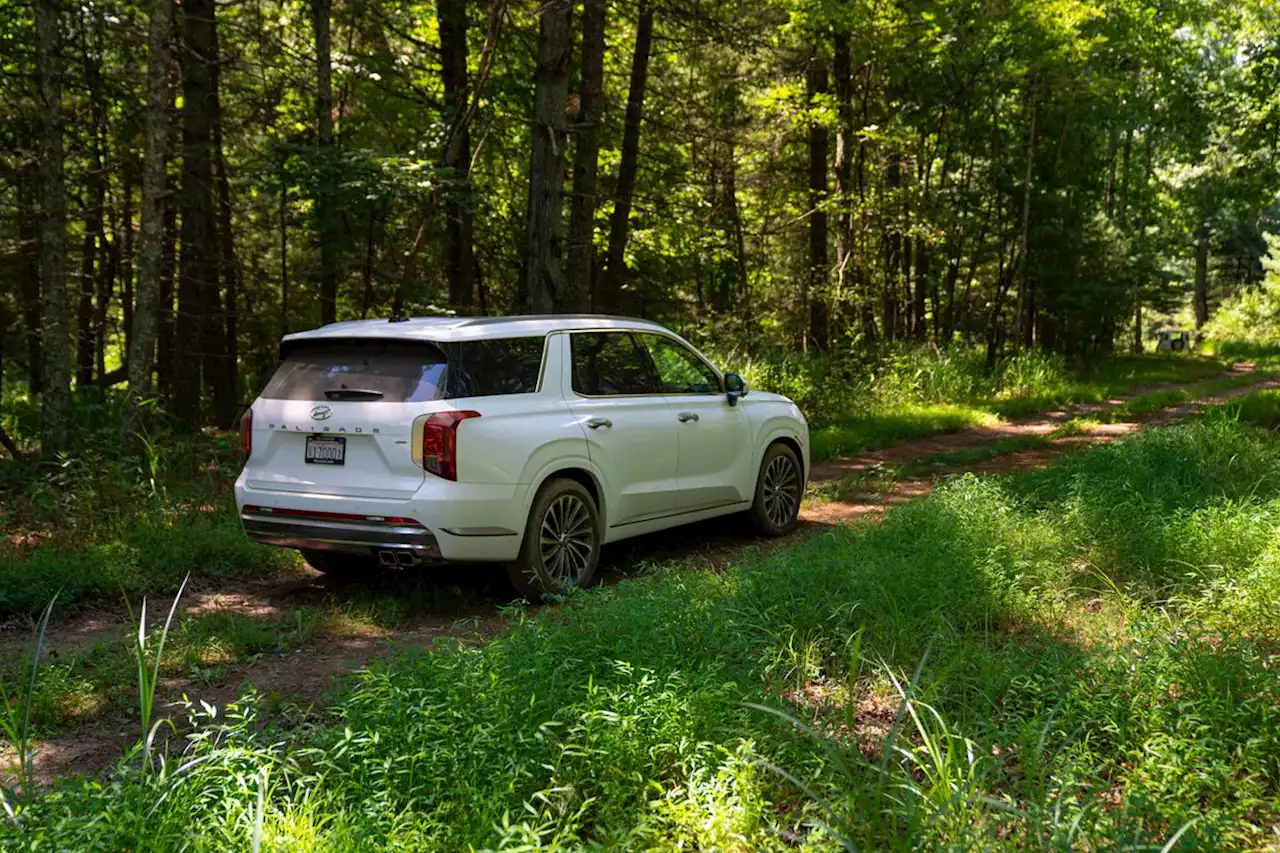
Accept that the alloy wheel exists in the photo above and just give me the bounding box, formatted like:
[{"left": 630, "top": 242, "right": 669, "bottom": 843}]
[
  {"left": 538, "top": 494, "right": 595, "bottom": 587},
  {"left": 762, "top": 454, "right": 800, "bottom": 528}
]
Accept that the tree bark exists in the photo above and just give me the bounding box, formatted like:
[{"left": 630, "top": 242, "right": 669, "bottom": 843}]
[
  {"left": 175, "top": 0, "right": 217, "bottom": 428},
  {"left": 313, "top": 0, "right": 339, "bottom": 326},
  {"left": 36, "top": 0, "right": 70, "bottom": 457},
  {"left": 212, "top": 73, "right": 239, "bottom": 428},
  {"left": 1193, "top": 218, "right": 1209, "bottom": 331},
  {"left": 598, "top": 3, "right": 653, "bottom": 314},
  {"left": 805, "top": 42, "right": 829, "bottom": 350},
  {"left": 156, "top": 185, "right": 177, "bottom": 402},
  {"left": 562, "top": 0, "right": 605, "bottom": 313},
  {"left": 913, "top": 240, "right": 929, "bottom": 340},
  {"left": 437, "top": 0, "right": 477, "bottom": 311},
  {"left": 17, "top": 165, "right": 43, "bottom": 394},
  {"left": 128, "top": 0, "right": 173, "bottom": 398},
  {"left": 832, "top": 32, "right": 853, "bottom": 342},
  {"left": 523, "top": 0, "right": 574, "bottom": 313},
  {"left": 1012, "top": 95, "right": 1037, "bottom": 350}
]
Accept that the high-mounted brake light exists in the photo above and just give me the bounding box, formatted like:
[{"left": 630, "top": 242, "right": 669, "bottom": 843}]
[
  {"left": 422, "top": 411, "right": 480, "bottom": 481},
  {"left": 239, "top": 408, "right": 253, "bottom": 457}
]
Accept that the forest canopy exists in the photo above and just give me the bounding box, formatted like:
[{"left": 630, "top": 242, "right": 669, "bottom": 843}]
[{"left": 1, "top": 0, "right": 1279, "bottom": 449}]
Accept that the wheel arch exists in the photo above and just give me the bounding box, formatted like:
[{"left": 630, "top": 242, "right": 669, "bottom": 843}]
[{"left": 526, "top": 462, "right": 608, "bottom": 526}]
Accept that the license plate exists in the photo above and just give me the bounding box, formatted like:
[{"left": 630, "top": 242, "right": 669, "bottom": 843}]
[{"left": 305, "top": 435, "right": 346, "bottom": 465}]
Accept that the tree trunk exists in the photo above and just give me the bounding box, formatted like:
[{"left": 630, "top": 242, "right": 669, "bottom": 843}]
[
  {"left": 212, "top": 76, "right": 239, "bottom": 428},
  {"left": 1012, "top": 96, "right": 1037, "bottom": 350},
  {"left": 120, "top": 154, "right": 135, "bottom": 362},
  {"left": 832, "top": 31, "right": 853, "bottom": 342},
  {"left": 313, "top": 0, "right": 339, "bottom": 326},
  {"left": 128, "top": 0, "right": 174, "bottom": 398},
  {"left": 1193, "top": 218, "right": 1209, "bottom": 331},
  {"left": 279, "top": 157, "right": 289, "bottom": 337},
  {"left": 36, "top": 0, "right": 70, "bottom": 457},
  {"left": 563, "top": 0, "right": 605, "bottom": 312},
  {"left": 438, "top": 0, "right": 477, "bottom": 311},
  {"left": 598, "top": 3, "right": 653, "bottom": 313},
  {"left": 913, "top": 240, "right": 928, "bottom": 340},
  {"left": 18, "top": 165, "right": 43, "bottom": 394},
  {"left": 805, "top": 43, "right": 829, "bottom": 351},
  {"left": 175, "top": 0, "right": 217, "bottom": 428},
  {"left": 523, "top": 0, "right": 574, "bottom": 313},
  {"left": 156, "top": 185, "right": 177, "bottom": 402}
]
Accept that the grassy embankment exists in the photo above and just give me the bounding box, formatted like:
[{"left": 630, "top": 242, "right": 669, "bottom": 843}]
[{"left": 4, "top": 393, "right": 1280, "bottom": 849}]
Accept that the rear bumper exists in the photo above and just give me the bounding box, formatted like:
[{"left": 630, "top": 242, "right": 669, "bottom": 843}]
[
  {"left": 239, "top": 508, "right": 443, "bottom": 560},
  {"left": 234, "top": 474, "right": 528, "bottom": 563}
]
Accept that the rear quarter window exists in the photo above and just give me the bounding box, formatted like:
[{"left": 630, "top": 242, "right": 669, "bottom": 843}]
[
  {"left": 447, "top": 336, "right": 547, "bottom": 398},
  {"left": 263, "top": 341, "right": 448, "bottom": 402}
]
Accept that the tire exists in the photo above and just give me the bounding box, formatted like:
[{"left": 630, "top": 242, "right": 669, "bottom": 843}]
[
  {"left": 505, "top": 478, "right": 602, "bottom": 600},
  {"left": 750, "top": 443, "right": 803, "bottom": 537},
  {"left": 301, "top": 549, "right": 380, "bottom": 580}
]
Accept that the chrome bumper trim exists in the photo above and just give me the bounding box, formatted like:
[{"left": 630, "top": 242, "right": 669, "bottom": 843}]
[{"left": 240, "top": 511, "right": 442, "bottom": 559}]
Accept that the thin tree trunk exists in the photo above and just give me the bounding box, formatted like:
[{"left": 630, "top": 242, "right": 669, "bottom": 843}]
[
  {"left": 212, "top": 84, "right": 239, "bottom": 428},
  {"left": 564, "top": 0, "right": 605, "bottom": 312},
  {"left": 128, "top": 0, "right": 174, "bottom": 398},
  {"left": 598, "top": 3, "right": 653, "bottom": 314},
  {"left": 806, "top": 42, "right": 829, "bottom": 350},
  {"left": 523, "top": 0, "right": 574, "bottom": 313},
  {"left": 175, "top": 0, "right": 217, "bottom": 428},
  {"left": 18, "top": 165, "right": 43, "bottom": 394},
  {"left": 156, "top": 185, "right": 177, "bottom": 401},
  {"left": 913, "top": 240, "right": 928, "bottom": 340},
  {"left": 832, "top": 32, "right": 853, "bottom": 343},
  {"left": 1012, "top": 95, "right": 1037, "bottom": 350},
  {"left": 313, "top": 0, "right": 338, "bottom": 326},
  {"left": 279, "top": 157, "right": 289, "bottom": 336},
  {"left": 1193, "top": 218, "right": 1209, "bottom": 331},
  {"left": 121, "top": 154, "right": 135, "bottom": 360},
  {"left": 437, "top": 0, "right": 477, "bottom": 310},
  {"left": 36, "top": 0, "right": 70, "bottom": 456},
  {"left": 359, "top": 207, "right": 380, "bottom": 318}
]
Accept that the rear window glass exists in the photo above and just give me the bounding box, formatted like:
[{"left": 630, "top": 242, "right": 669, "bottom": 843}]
[
  {"left": 263, "top": 341, "right": 448, "bottom": 402},
  {"left": 448, "top": 337, "right": 546, "bottom": 398}
]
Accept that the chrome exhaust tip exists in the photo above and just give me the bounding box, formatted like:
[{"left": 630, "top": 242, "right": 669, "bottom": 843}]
[
  {"left": 377, "top": 550, "right": 398, "bottom": 567},
  {"left": 395, "top": 551, "right": 419, "bottom": 567}
]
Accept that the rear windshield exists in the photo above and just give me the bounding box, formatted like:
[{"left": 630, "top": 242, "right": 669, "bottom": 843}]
[{"left": 263, "top": 341, "right": 448, "bottom": 402}]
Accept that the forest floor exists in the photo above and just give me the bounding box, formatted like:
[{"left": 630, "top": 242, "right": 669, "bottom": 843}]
[{"left": 5, "top": 361, "right": 1277, "bottom": 787}]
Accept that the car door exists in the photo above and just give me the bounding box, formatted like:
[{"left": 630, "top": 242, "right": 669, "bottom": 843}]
[
  {"left": 563, "top": 331, "right": 681, "bottom": 528},
  {"left": 634, "top": 332, "right": 755, "bottom": 512}
]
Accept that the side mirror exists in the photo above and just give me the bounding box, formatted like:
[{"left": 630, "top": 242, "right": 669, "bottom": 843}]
[{"left": 724, "top": 372, "right": 749, "bottom": 407}]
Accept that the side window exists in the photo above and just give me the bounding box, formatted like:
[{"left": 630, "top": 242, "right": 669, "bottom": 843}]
[
  {"left": 636, "top": 334, "right": 722, "bottom": 394},
  {"left": 571, "top": 332, "right": 659, "bottom": 396},
  {"left": 448, "top": 336, "right": 546, "bottom": 398}
]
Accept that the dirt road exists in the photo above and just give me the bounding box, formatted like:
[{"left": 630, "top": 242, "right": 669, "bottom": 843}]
[{"left": 7, "top": 364, "right": 1275, "bottom": 784}]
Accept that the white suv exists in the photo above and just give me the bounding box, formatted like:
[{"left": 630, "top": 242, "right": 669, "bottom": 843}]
[{"left": 234, "top": 314, "right": 809, "bottom": 597}]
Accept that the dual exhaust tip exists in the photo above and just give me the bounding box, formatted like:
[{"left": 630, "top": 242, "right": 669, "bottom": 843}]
[{"left": 378, "top": 549, "right": 421, "bottom": 567}]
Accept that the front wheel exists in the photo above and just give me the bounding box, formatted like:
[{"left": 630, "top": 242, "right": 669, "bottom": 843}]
[
  {"left": 750, "top": 443, "right": 803, "bottom": 537},
  {"left": 506, "top": 478, "right": 602, "bottom": 600}
]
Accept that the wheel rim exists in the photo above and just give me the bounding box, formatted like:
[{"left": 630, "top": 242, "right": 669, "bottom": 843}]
[
  {"left": 763, "top": 454, "right": 800, "bottom": 528},
  {"left": 538, "top": 494, "right": 595, "bottom": 587}
]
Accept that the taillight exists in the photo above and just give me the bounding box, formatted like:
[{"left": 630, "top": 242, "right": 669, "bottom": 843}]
[
  {"left": 422, "top": 410, "right": 480, "bottom": 480},
  {"left": 239, "top": 408, "right": 253, "bottom": 457}
]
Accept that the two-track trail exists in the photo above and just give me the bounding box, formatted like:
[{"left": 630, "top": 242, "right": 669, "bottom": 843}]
[{"left": 4, "top": 363, "right": 1274, "bottom": 785}]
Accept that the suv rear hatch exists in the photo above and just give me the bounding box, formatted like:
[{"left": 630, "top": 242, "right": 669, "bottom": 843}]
[{"left": 244, "top": 339, "right": 450, "bottom": 500}]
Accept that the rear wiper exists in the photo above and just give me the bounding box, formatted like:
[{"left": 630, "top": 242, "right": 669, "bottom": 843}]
[{"left": 324, "top": 387, "right": 384, "bottom": 400}]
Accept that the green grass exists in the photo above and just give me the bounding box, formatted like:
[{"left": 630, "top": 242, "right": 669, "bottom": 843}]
[{"left": 6, "top": 414, "right": 1280, "bottom": 849}]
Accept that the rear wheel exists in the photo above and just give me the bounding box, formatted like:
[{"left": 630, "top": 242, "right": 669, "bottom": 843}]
[
  {"left": 301, "top": 550, "right": 380, "bottom": 580},
  {"left": 505, "top": 478, "right": 602, "bottom": 599},
  {"left": 750, "top": 443, "right": 803, "bottom": 537}
]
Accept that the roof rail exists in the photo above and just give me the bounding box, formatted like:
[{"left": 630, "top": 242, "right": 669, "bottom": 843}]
[{"left": 454, "top": 313, "right": 658, "bottom": 328}]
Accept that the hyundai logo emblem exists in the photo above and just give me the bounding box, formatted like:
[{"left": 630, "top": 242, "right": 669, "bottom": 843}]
[{"left": 310, "top": 405, "right": 333, "bottom": 421}]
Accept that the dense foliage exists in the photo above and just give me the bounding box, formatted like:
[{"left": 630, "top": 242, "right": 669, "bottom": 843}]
[{"left": 1, "top": 0, "right": 1278, "bottom": 447}]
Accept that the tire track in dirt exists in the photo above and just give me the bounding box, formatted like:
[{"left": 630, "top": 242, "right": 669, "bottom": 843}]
[{"left": 6, "top": 364, "right": 1275, "bottom": 785}]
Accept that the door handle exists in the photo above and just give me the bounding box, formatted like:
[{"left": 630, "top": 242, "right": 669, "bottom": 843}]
[
  {"left": 677, "top": 412, "right": 699, "bottom": 423},
  {"left": 585, "top": 417, "right": 613, "bottom": 429}
]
